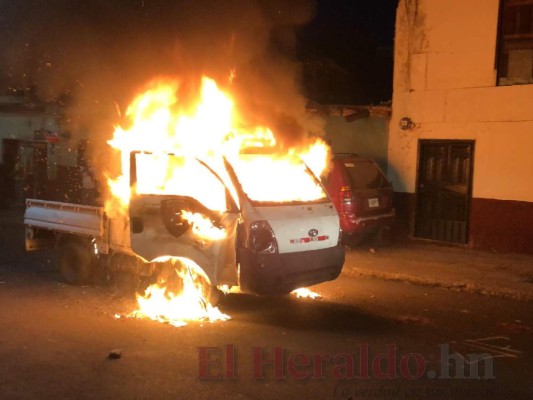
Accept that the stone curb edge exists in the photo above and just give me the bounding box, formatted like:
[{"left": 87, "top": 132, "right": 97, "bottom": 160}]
[{"left": 341, "top": 267, "right": 533, "bottom": 302}]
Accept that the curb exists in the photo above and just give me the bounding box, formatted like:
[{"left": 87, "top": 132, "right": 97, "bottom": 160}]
[{"left": 341, "top": 266, "right": 533, "bottom": 302}]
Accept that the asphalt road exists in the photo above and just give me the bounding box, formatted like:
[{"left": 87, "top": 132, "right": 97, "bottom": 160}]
[{"left": 0, "top": 211, "right": 532, "bottom": 399}]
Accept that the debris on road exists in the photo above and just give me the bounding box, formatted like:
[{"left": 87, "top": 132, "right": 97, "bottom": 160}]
[{"left": 108, "top": 349, "right": 122, "bottom": 359}]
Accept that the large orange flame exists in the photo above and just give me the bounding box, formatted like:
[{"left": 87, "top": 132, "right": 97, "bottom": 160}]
[
  {"left": 108, "top": 75, "right": 330, "bottom": 326},
  {"left": 107, "top": 76, "right": 329, "bottom": 210},
  {"left": 130, "top": 257, "right": 230, "bottom": 327}
]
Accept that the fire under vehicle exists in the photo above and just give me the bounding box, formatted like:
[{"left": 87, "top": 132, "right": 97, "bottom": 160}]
[{"left": 24, "top": 149, "right": 345, "bottom": 299}]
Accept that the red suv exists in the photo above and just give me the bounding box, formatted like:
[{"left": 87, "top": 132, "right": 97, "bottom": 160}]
[{"left": 321, "top": 153, "right": 395, "bottom": 245}]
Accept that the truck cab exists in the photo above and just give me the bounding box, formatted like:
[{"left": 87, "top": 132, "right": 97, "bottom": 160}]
[{"left": 128, "top": 150, "right": 344, "bottom": 295}]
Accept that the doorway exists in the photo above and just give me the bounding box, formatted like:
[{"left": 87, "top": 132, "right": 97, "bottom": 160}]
[
  {"left": 1, "top": 138, "right": 49, "bottom": 204},
  {"left": 415, "top": 140, "right": 474, "bottom": 244}
]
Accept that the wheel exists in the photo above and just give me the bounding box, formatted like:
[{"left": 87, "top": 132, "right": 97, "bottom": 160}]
[
  {"left": 57, "top": 240, "right": 94, "bottom": 285},
  {"left": 155, "top": 259, "right": 222, "bottom": 307}
]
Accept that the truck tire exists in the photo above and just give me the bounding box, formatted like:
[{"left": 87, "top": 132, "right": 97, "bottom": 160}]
[
  {"left": 156, "top": 259, "right": 222, "bottom": 307},
  {"left": 57, "top": 240, "right": 94, "bottom": 285}
]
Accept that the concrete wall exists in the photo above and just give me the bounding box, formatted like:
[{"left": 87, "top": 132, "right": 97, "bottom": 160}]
[
  {"left": 389, "top": 0, "right": 533, "bottom": 253},
  {"left": 324, "top": 116, "right": 389, "bottom": 173}
]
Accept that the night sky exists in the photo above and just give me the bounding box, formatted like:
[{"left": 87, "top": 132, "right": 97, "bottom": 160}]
[
  {"left": 298, "top": 0, "right": 396, "bottom": 104},
  {"left": 0, "top": 0, "right": 397, "bottom": 134}
]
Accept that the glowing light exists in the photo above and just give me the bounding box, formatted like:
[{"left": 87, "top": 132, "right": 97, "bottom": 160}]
[
  {"left": 291, "top": 287, "right": 322, "bottom": 299},
  {"left": 181, "top": 211, "right": 226, "bottom": 241},
  {"left": 107, "top": 76, "right": 330, "bottom": 213},
  {"left": 130, "top": 257, "right": 229, "bottom": 327}
]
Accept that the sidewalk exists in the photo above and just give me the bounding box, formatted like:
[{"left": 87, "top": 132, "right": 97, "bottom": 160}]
[{"left": 342, "top": 243, "right": 533, "bottom": 302}]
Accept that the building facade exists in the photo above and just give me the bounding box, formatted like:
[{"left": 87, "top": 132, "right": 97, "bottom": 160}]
[
  {"left": 389, "top": 0, "right": 533, "bottom": 253},
  {"left": 0, "top": 96, "right": 81, "bottom": 205}
]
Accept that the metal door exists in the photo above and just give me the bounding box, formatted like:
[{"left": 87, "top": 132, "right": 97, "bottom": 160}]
[
  {"left": 128, "top": 152, "right": 240, "bottom": 287},
  {"left": 415, "top": 140, "right": 474, "bottom": 244}
]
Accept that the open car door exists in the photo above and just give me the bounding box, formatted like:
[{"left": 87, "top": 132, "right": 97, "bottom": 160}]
[{"left": 128, "top": 152, "right": 239, "bottom": 288}]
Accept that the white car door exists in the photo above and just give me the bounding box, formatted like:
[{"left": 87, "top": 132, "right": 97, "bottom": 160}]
[{"left": 128, "top": 152, "right": 239, "bottom": 287}]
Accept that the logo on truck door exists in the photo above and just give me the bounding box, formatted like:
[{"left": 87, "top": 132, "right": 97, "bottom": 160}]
[
  {"left": 290, "top": 229, "right": 329, "bottom": 244},
  {"left": 308, "top": 228, "right": 319, "bottom": 237}
]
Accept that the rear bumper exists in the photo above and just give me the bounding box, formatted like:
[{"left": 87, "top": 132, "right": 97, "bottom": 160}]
[
  {"left": 239, "top": 245, "right": 345, "bottom": 295},
  {"left": 341, "top": 209, "right": 395, "bottom": 235}
]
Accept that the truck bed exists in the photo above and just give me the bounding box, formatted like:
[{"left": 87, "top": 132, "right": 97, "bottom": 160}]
[{"left": 24, "top": 199, "right": 105, "bottom": 238}]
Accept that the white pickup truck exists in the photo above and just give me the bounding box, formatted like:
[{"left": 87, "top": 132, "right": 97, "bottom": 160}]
[{"left": 24, "top": 151, "right": 345, "bottom": 296}]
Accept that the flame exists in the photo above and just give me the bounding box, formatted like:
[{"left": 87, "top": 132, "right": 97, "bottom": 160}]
[
  {"left": 130, "top": 257, "right": 229, "bottom": 327},
  {"left": 107, "top": 76, "right": 330, "bottom": 212},
  {"left": 107, "top": 75, "right": 330, "bottom": 325},
  {"left": 291, "top": 287, "right": 322, "bottom": 299},
  {"left": 181, "top": 211, "right": 226, "bottom": 240},
  {"left": 228, "top": 152, "right": 326, "bottom": 203},
  {"left": 300, "top": 139, "right": 331, "bottom": 179}
]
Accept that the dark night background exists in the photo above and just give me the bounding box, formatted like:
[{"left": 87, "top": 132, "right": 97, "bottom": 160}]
[
  {"left": 299, "top": 0, "right": 396, "bottom": 104},
  {"left": 0, "top": 0, "right": 396, "bottom": 135}
]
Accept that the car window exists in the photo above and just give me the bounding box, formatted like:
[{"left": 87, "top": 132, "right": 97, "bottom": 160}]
[
  {"left": 228, "top": 154, "right": 329, "bottom": 204},
  {"left": 134, "top": 152, "right": 227, "bottom": 212},
  {"left": 344, "top": 160, "right": 389, "bottom": 190}
]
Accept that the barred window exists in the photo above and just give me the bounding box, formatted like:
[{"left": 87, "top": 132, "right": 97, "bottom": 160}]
[{"left": 497, "top": 0, "right": 533, "bottom": 85}]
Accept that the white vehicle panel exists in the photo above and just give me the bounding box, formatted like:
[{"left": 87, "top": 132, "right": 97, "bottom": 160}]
[
  {"left": 253, "top": 202, "right": 339, "bottom": 254},
  {"left": 24, "top": 199, "right": 104, "bottom": 238}
]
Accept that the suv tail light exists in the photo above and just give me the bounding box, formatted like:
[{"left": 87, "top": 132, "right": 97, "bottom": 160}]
[
  {"left": 248, "top": 220, "right": 278, "bottom": 254},
  {"left": 339, "top": 186, "right": 353, "bottom": 213},
  {"left": 340, "top": 186, "right": 364, "bottom": 215}
]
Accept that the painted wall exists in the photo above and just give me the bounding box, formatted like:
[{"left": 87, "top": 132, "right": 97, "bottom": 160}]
[
  {"left": 390, "top": 0, "right": 533, "bottom": 202},
  {"left": 389, "top": 0, "right": 533, "bottom": 252},
  {"left": 324, "top": 116, "right": 389, "bottom": 173}
]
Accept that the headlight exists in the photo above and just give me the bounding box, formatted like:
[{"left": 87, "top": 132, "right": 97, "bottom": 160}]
[{"left": 248, "top": 220, "right": 278, "bottom": 254}]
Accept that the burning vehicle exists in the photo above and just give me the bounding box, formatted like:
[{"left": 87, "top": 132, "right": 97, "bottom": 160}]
[{"left": 23, "top": 77, "right": 344, "bottom": 323}]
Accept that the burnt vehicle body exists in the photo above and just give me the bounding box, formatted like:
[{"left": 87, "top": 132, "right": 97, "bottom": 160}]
[{"left": 25, "top": 150, "right": 345, "bottom": 296}]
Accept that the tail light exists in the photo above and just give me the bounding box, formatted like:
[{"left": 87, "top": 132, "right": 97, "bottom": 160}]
[
  {"left": 248, "top": 220, "right": 278, "bottom": 254},
  {"left": 340, "top": 186, "right": 364, "bottom": 216},
  {"left": 339, "top": 186, "right": 352, "bottom": 213}
]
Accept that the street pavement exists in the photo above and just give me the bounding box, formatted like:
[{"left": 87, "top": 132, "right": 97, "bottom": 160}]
[
  {"left": 0, "top": 207, "right": 532, "bottom": 399},
  {"left": 343, "top": 242, "right": 533, "bottom": 302}
]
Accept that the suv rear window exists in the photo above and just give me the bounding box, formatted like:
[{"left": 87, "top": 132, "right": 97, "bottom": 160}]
[
  {"left": 134, "top": 152, "right": 227, "bottom": 212},
  {"left": 344, "top": 160, "right": 389, "bottom": 190}
]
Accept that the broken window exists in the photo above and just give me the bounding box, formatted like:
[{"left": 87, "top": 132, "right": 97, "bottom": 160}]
[{"left": 497, "top": 0, "right": 533, "bottom": 85}]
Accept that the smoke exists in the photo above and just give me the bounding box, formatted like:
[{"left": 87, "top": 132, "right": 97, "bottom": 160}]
[{"left": 0, "top": 0, "right": 324, "bottom": 177}]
